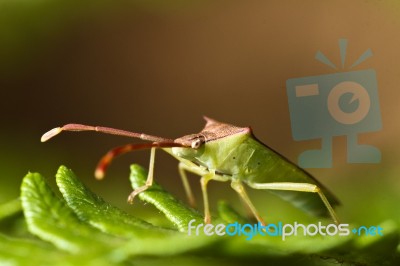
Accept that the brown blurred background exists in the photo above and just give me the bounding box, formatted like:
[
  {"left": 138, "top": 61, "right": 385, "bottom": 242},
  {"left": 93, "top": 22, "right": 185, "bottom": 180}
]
[{"left": 1, "top": 0, "right": 399, "bottom": 225}]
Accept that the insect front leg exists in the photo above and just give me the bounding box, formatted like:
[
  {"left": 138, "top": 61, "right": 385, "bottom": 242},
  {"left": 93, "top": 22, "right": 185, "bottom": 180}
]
[
  {"left": 247, "top": 182, "right": 339, "bottom": 225},
  {"left": 176, "top": 161, "right": 229, "bottom": 223},
  {"left": 200, "top": 172, "right": 230, "bottom": 224},
  {"left": 127, "top": 147, "right": 156, "bottom": 203},
  {"left": 230, "top": 180, "right": 266, "bottom": 226},
  {"left": 200, "top": 172, "right": 215, "bottom": 224},
  {"left": 178, "top": 162, "right": 197, "bottom": 208}
]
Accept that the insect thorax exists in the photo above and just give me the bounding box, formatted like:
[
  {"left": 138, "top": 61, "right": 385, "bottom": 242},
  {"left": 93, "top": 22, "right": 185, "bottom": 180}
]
[{"left": 173, "top": 132, "right": 253, "bottom": 176}]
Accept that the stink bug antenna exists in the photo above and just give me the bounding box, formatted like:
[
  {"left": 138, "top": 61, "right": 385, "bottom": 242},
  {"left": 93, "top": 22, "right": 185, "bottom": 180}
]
[
  {"left": 41, "top": 123, "right": 186, "bottom": 179},
  {"left": 94, "top": 142, "right": 184, "bottom": 180},
  {"left": 41, "top": 124, "right": 174, "bottom": 143}
]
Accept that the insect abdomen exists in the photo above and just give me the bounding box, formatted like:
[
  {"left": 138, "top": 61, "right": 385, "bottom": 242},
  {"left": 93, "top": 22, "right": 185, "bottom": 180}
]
[{"left": 240, "top": 137, "right": 340, "bottom": 218}]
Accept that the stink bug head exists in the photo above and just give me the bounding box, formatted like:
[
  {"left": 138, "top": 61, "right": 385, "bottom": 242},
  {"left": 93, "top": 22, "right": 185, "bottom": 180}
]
[
  {"left": 172, "top": 117, "right": 251, "bottom": 161},
  {"left": 171, "top": 136, "right": 205, "bottom": 160}
]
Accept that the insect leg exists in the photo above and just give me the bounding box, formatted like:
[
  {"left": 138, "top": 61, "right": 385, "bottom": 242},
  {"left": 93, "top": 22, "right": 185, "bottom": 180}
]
[
  {"left": 247, "top": 182, "right": 339, "bottom": 224},
  {"left": 175, "top": 161, "right": 229, "bottom": 223},
  {"left": 178, "top": 162, "right": 197, "bottom": 208},
  {"left": 127, "top": 147, "right": 156, "bottom": 203},
  {"left": 200, "top": 172, "right": 215, "bottom": 224},
  {"left": 230, "top": 180, "right": 266, "bottom": 226}
]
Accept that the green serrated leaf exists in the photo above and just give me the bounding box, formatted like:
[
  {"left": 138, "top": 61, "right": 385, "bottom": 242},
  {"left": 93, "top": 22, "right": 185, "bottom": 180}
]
[
  {"left": 17, "top": 166, "right": 218, "bottom": 262},
  {"left": 55, "top": 165, "right": 170, "bottom": 238},
  {"left": 129, "top": 164, "right": 203, "bottom": 232},
  {"left": 12, "top": 165, "right": 400, "bottom": 266},
  {"left": 20, "top": 172, "right": 120, "bottom": 254}
]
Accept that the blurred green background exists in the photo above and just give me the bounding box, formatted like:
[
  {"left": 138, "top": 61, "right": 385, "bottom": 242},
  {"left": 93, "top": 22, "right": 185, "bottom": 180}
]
[{"left": 1, "top": 0, "right": 399, "bottom": 227}]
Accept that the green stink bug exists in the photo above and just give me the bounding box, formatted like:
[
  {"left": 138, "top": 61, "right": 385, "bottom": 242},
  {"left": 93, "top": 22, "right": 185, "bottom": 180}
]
[{"left": 41, "top": 117, "right": 340, "bottom": 224}]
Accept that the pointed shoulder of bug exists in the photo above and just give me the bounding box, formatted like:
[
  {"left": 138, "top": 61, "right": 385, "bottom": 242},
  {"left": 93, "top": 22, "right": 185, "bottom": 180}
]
[{"left": 174, "top": 117, "right": 251, "bottom": 148}]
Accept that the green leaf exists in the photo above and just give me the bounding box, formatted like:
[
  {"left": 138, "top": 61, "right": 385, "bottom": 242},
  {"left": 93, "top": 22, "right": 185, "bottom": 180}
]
[
  {"left": 350, "top": 220, "right": 400, "bottom": 266},
  {"left": 0, "top": 198, "right": 21, "bottom": 221},
  {"left": 54, "top": 165, "right": 216, "bottom": 257},
  {"left": 8, "top": 165, "right": 400, "bottom": 266},
  {"left": 55, "top": 165, "right": 169, "bottom": 238},
  {"left": 0, "top": 233, "right": 70, "bottom": 266},
  {"left": 129, "top": 164, "right": 203, "bottom": 232},
  {"left": 20, "top": 172, "right": 120, "bottom": 254},
  {"left": 217, "top": 201, "right": 250, "bottom": 224}
]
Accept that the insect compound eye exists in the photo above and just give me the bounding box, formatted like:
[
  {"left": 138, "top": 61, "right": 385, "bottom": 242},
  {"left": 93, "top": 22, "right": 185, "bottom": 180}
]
[{"left": 191, "top": 138, "right": 204, "bottom": 149}]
